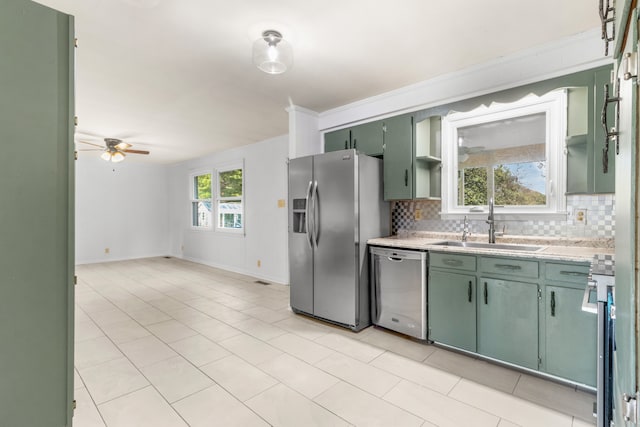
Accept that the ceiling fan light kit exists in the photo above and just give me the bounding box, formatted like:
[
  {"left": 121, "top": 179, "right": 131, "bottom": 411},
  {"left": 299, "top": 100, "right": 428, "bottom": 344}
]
[
  {"left": 77, "top": 136, "right": 150, "bottom": 162},
  {"left": 252, "top": 29, "right": 292, "bottom": 75}
]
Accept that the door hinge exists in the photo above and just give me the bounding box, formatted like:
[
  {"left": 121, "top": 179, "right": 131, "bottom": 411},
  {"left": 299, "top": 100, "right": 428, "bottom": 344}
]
[
  {"left": 74, "top": 38, "right": 78, "bottom": 48},
  {"left": 74, "top": 116, "right": 78, "bottom": 126},
  {"left": 74, "top": 275, "right": 77, "bottom": 285},
  {"left": 622, "top": 392, "right": 638, "bottom": 423},
  {"left": 72, "top": 399, "right": 77, "bottom": 411},
  {"left": 537, "top": 288, "right": 542, "bottom": 300},
  {"left": 622, "top": 51, "right": 638, "bottom": 80},
  {"left": 538, "top": 357, "right": 542, "bottom": 368}
]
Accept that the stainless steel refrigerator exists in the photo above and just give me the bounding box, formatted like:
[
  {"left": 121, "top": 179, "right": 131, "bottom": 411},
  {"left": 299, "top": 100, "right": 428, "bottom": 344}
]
[{"left": 288, "top": 149, "right": 389, "bottom": 331}]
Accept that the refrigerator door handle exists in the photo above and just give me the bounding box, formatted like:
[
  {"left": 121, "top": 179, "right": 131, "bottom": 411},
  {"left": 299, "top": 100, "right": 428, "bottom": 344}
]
[
  {"left": 305, "top": 180, "right": 314, "bottom": 249},
  {"left": 312, "top": 180, "right": 319, "bottom": 248}
]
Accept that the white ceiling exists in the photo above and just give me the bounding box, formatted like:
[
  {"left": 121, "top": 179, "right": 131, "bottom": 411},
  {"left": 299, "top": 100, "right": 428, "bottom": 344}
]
[{"left": 35, "top": 0, "right": 599, "bottom": 164}]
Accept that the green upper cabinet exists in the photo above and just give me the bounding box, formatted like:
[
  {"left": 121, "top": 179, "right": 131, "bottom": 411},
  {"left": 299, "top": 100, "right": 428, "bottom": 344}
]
[
  {"left": 324, "top": 121, "right": 384, "bottom": 156},
  {"left": 383, "top": 114, "right": 414, "bottom": 200},
  {"left": 351, "top": 121, "right": 384, "bottom": 156},
  {"left": 325, "top": 128, "right": 350, "bottom": 152},
  {"left": 566, "top": 65, "right": 615, "bottom": 194},
  {"left": 477, "top": 277, "right": 539, "bottom": 370}
]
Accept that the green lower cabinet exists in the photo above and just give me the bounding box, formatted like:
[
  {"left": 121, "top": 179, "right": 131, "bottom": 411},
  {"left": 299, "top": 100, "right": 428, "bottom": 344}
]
[
  {"left": 428, "top": 270, "right": 476, "bottom": 352},
  {"left": 477, "top": 278, "right": 539, "bottom": 370},
  {"left": 543, "top": 285, "right": 597, "bottom": 387}
]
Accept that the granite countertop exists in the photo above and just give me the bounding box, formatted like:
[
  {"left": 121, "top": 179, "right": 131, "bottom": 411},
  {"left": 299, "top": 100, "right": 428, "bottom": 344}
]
[{"left": 368, "top": 231, "right": 615, "bottom": 264}]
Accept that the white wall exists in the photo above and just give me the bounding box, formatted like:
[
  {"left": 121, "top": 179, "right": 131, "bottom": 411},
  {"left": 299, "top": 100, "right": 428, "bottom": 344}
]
[
  {"left": 168, "top": 135, "right": 289, "bottom": 284},
  {"left": 317, "top": 29, "right": 610, "bottom": 132},
  {"left": 75, "top": 156, "right": 170, "bottom": 264}
]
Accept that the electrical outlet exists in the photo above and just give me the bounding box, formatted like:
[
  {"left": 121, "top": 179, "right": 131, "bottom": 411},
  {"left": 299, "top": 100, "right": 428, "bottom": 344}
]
[
  {"left": 575, "top": 209, "right": 587, "bottom": 225},
  {"left": 414, "top": 209, "right": 422, "bottom": 220},
  {"left": 257, "top": 260, "right": 261, "bottom": 268},
  {"left": 277, "top": 199, "right": 286, "bottom": 208}
]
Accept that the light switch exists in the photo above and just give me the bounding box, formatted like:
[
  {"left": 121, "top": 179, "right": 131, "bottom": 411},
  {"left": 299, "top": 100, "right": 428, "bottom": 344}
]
[
  {"left": 277, "top": 199, "right": 286, "bottom": 208},
  {"left": 414, "top": 209, "right": 422, "bottom": 220}
]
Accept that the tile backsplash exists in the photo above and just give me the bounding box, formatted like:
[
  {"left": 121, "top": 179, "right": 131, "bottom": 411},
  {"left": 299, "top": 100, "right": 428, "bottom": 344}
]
[{"left": 391, "top": 194, "right": 615, "bottom": 239}]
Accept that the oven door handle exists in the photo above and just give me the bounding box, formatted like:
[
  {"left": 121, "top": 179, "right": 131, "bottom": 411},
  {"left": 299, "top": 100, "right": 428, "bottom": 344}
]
[{"left": 581, "top": 281, "right": 598, "bottom": 314}]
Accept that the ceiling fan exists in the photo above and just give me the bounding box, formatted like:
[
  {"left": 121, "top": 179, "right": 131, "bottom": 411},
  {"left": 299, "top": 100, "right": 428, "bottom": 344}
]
[{"left": 77, "top": 137, "right": 150, "bottom": 162}]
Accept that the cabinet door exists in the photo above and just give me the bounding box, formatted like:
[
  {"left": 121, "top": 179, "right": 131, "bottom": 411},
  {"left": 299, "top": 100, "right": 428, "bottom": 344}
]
[
  {"left": 351, "top": 121, "right": 384, "bottom": 156},
  {"left": 325, "top": 128, "right": 350, "bottom": 152},
  {"left": 429, "top": 270, "right": 476, "bottom": 352},
  {"left": 383, "top": 114, "right": 413, "bottom": 200},
  {"left": 544, "top": 286, "right": 597, "bottom": 386},
  {"left": 0, "top": 1, "right": 75, "bottom": 426},
  {"left": 477, "top": 278, "right": 539, "bottom": 369}
]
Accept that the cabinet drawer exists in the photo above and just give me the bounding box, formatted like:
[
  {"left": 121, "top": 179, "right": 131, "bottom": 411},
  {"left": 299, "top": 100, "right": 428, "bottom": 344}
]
[
  {"left": 480, "top": 257, "right": 538, "bottom": 279},
  {"left": 545, "top": 262, "right": 590, "bottom": 284},
  {"left": 430, "top": 252, "right": 476, "bottom": 271}
]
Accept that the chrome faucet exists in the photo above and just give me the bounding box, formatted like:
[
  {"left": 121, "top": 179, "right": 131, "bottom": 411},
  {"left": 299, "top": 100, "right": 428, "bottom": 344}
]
[
  {"left": 487, "top": 197, "right": 496, "bottom": 243},
  {"left": 461, "top": 215, "right": 470, "bottom": 242}
]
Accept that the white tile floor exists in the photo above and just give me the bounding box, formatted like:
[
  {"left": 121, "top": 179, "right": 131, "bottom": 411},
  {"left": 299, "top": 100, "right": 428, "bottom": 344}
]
[{"left": 74, "top": 257, "right": 596, "bottom": 427}]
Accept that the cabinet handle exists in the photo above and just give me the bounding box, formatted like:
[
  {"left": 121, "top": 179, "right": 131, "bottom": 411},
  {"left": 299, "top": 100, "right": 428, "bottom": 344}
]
[
  {"left": 483, "top": 282, "right": 488, "bottom": 305},
  {"left": 353, "top": 138, "right": 357, "bottom": 149},
  {"left": 559, "top": 270, "right": 588, "bottom": 277},
  {"left": 495, "top": 263, "right": 521, "bottom": 271},
  {"left": 550, "top": 291, "right": 556, "bottom": 317},
  {"left": 601, "top": 81, "right": 621, "bottom": 173},
  {"left": 442, "top": 259, "right": 463, "bottom": 267},
  {"left": 344, "top": 140, "right": 348, "bottom": 150},
  {"left": 468, "top": 281, "right": 472, "bottom": 302},
  {"left": 404, "top": 169, "right": 408, "bottom": 186}
]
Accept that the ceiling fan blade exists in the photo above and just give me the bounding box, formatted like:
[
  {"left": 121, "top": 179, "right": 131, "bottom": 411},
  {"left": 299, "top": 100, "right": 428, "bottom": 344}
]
[
  {"left": 122, "top": 149, "right": 150, "bottom": 155},
  {"left": 76, "top": 140, "right": 104, "bottom": 148}
]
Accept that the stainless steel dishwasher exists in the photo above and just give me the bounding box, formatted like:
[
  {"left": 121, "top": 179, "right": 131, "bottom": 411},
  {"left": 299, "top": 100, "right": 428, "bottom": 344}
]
[{"left": 370, "top": 247, "right": 427, "bottom": 339}]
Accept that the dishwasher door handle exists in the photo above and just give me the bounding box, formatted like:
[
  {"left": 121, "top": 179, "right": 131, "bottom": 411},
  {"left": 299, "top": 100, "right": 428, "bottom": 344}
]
[{"left": 387, "top": 256, "right": 404, "bottom": 262}]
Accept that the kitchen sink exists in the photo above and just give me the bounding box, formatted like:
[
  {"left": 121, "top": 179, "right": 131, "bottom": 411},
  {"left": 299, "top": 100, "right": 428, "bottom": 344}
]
[{"left": 431, "top": 241, "right": 544, "bottom": 252}]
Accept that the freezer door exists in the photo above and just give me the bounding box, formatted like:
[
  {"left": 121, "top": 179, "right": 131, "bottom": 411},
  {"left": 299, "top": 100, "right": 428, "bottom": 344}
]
[
  {"left": 312, "top": 150, "right": 359, "bottom": 326},
  {"left": 288, "top": 156, "right": 314, "bottom": 314}
]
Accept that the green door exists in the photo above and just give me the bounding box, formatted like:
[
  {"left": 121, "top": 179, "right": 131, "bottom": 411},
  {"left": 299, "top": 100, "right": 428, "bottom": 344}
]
[
  {"left": 477, "top": 278, "right": 539, "bottom": 369},
  {"left": 0, "top": 1, "right": 75, "bottom": 426},
  {"left": 612, "top": 5, "right": 638, "bottom": 424},
  {"left": 324, "top": 128, "right": 350, "bottom": 152},
  {"left": 351, "top": 121, "right": 384, "bottom": 156},
  {"left": 428, "top": 270, "right": 476, "bottom": 352},
  {"left": 383, "top": 114, "right": 413, "bottom": 200},
  {"left": 544, "top": 286, "right": 597, "bottom": 387}
]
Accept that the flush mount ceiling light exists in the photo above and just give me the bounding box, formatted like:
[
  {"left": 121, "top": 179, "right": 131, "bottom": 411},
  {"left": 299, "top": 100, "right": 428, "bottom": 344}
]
[{"left": 252, "top": 29, "right": 293, "bottom": 75}]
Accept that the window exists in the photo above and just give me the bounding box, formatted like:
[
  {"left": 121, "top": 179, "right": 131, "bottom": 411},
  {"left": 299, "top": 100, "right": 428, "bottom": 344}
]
[
  {"left": 216, "top": 164, "right": 244, "bottom": 232},
  {"left": 191, "top": 172, "right": 212, "bottom": 228},
  {"left": 441, "top": 90, "right": 566, "bottom": 218}
]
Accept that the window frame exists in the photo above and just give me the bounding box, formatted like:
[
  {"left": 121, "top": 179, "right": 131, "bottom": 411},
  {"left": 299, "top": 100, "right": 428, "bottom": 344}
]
[
  {"left": 214, "top": 161, "right": 245, "bottom": 234},
  {"left": 441, "top": 90, "right": 567, "bottom": 220},
  {"left": 190, "top": 170, "right": 213, "bottom": 230}
]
